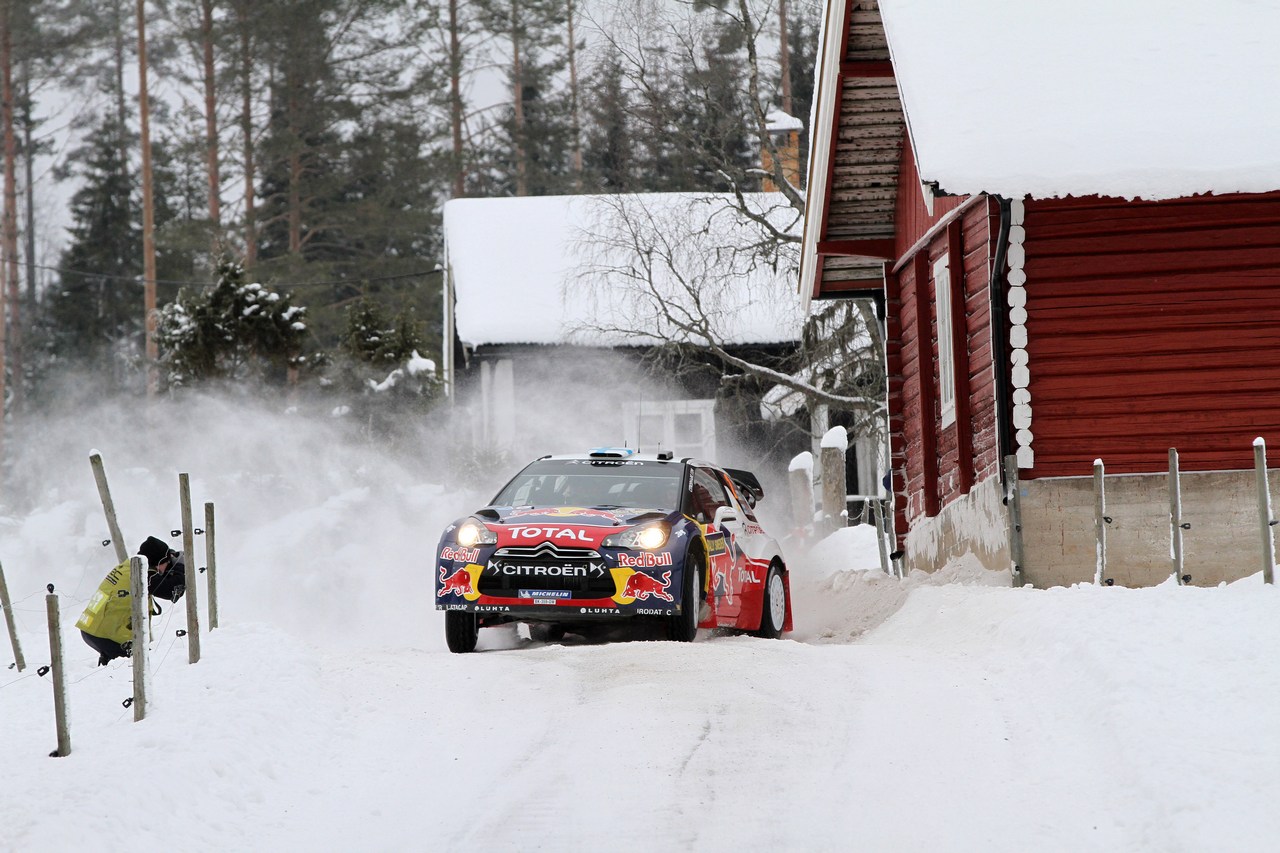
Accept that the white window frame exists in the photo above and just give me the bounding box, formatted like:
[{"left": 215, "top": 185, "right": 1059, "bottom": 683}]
[
  {"left": 933, "top": 254, "right": 957, "bottom": 428},
  {"left": 622, "top": 399, "right": 717, "bottom": 460}
]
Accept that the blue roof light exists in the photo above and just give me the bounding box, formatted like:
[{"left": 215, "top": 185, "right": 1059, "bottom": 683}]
[{"left": 589, "top": 447, "right": 636, "bottom": 458}]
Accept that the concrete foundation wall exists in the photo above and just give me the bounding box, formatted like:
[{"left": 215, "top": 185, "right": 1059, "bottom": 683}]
[
  {"left": 1019, "top": 469, "right": 1277, "bottom": 588},
  {"left": 904, "top": 475, "right": 1013, "bottom": 575}
]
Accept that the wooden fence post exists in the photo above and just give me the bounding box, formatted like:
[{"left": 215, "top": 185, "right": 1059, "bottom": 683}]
[
  {"left": 45, "top": 586, "right": 70, "bottom": 757},
  {"left": 205, "top": 502, "right": 218, "bottom": 630},
  {"left": 1253, "top": 438, "right": 1275, "bottom": 585},
  {"left": 130, "top": 556, "right": 147, "bottom": 721},
  {"left": 1093, "top": 459, "right": 1108, "bottom": 585},
  {"left": 788, "top": 452, "right": 814, "bottom": 533},
  {"left": 1003, "top": 455, "right": 1025, "bottom": 585},
  {"left": 179, "top": 474, "right": 202, "bottom": 663},
  {"left": 1, "top": 558, "right": 24, "bottom": 671},
  {"left": 90, "top": 452, "right": 128, "bottom": 564},
  {"left": 1169, "top": 448, "right": 1186, "bottom": 585},
  {"left": 820, "top": 426, "right": 848, "bottom": 536}
]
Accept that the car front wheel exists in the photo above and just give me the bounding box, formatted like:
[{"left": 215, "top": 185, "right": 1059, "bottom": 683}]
[
  {"left": 668, "top": 548, "right": 703, "bottom": 643},
  {"left": 753, "top": 562, "right": 787, "bottom": 639},
  {"left": 445, "top": 610, "right": 479, "bottom": 653}
]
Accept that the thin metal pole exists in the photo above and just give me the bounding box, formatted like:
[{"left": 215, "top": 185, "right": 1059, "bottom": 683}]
[
  {"left": 1093, "top": 459, "right": 1107, "bottom": 585},
  {"left": 46, "top": 588, "right": 70, "bottom": 757},
  {"left": 90, "top": 452, "right": 128, "bottom": 564},
  {"left": 204, "top": 502, "right": 218, "bottom": 630},
  {"left": 130, "top": 556, "right": 147, "bottom": 721},
  {"left": 0, "top": 557, "right": 24, "bottom": 670},
  {"left": 872, "top": 498, "right": 890, "bottom": 575},
  {"left": 1253, "top": 439, "right": 1275, "bottom": 585},
  {"left": 1169, "top": 448, "right": 1184, "bottom": 584},
  {"left": 179, "top": 474, "right": 202, "bottom": 662},
  {"left": 1003, "top": 455, "right": 1025, "bottom": 583}
]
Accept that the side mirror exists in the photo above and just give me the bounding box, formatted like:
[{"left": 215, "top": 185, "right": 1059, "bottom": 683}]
[{"left": 713, "top": 505, "right": 739, "bottom": 527}]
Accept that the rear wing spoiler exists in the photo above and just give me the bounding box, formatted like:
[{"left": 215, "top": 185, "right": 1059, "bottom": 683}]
[{"left": 724, "top": 468, "right": 764, "bottom": 506}]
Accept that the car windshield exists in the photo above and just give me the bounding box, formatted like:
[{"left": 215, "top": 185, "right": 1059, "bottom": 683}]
[{"left": 492, "top": 459, "right": 684, "bottom": 510}]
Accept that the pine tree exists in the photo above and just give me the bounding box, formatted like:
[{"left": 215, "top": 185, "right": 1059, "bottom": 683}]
[
  {"left": 472, "top": 0, "right": 572, "bottom": 196},
  {"left": 581, "top": 57, "right": 635, "bottom": 192},
  {"left": 43, "top": 118, "right": 141, "bottom": 380},
  {"left": 156, "top": 258, "right": 309, "bottom": 388}
]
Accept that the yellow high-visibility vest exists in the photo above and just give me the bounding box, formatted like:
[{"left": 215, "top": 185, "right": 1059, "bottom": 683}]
[{"left": 75, "top": 561, "right": 135, "bottom": 644}]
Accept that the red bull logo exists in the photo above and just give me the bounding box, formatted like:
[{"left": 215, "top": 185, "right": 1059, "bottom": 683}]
[
  {"left": 621, "top": 570, "right": 673, "bottom": 602},
  {"left": 616, "top": 551, "right": 673, "bottom": 568},
  {"left": 439, "top": 566, "right": 474, "bottom": 597},
  {"left": 440, "top": 546, "right": 480, "bottom": 562}
]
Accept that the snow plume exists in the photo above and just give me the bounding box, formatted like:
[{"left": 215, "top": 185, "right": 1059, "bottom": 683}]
[
  {"left": 789, "top": 525, "right": 1012, "bottom": 642},
  {"left": 0, "top": 390, "right": 489, "bottom": 652}
]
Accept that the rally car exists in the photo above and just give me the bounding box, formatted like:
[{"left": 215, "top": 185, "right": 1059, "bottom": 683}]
[{"left": 434, "top": 448, "right": 792, "bottom": 653}]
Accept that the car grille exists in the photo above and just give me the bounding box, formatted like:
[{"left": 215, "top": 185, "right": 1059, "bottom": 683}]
[
  {"left": 477, "top": 555, "right": 615, "bottom": 598},
  {"left": 494, "top": 544, "right": 601, "bottom": 560}
]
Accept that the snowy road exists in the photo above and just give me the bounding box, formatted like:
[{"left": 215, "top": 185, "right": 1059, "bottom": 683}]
[{"left": 7, "top": 574, "right": 1276, "bottom": 853}]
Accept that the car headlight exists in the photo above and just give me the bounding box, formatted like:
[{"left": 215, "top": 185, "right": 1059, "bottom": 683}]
[
  {"left": 456, "top": 518, "right": 497, "bottom": 547},
  {"left": 602, "top": 523, "right": 669, "bottom": 550}
]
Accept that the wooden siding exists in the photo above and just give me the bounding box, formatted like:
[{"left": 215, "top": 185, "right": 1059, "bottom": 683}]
[
  {"left": 890, "top": 192, "right": 998, "bottom": 540},
  {"left": 1023, "top": 192, "right": 1280, "bottom": 476},
  {"left": 813, "top": 0, "right": 906, "bottom": 293}
]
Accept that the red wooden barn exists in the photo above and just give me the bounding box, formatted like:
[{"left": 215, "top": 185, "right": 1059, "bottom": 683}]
[{"left": 800, "top": 0, "right": 1280, "bottom": 586}]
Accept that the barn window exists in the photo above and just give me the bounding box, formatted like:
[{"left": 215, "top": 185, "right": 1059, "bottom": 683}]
[{"left": 933, "top": 254, "right": 956, "bottom": 427}]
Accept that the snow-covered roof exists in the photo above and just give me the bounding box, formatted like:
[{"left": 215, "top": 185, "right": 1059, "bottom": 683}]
[
  {"left": 880, "top": 0, "right": 1280, "bottom": 200},
  {"left": 766, "top": 108, "right": 803, "bottom": 133},
  {"left": 444, "top": 193, "right": 804, "bottom": 347}
]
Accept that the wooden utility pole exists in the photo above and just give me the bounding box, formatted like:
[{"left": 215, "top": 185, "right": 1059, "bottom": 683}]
[
  {"left": 2, "top": 0, "right": 22, "bottom": 411},
  {"left": 136, "top": 0, "right": 158, "bottom": 396},
  {"left": 200, "top": 0, "right": 221, "bottom": 234}
]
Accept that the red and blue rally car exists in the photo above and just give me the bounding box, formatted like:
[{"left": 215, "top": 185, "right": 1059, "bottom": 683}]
[{"left": 435, "top": 448, "right": 792, "bottom": 652}]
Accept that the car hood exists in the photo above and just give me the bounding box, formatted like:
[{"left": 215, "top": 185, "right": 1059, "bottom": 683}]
[{"left": 481, "top": 506, "right": 674, "bottom": 528}]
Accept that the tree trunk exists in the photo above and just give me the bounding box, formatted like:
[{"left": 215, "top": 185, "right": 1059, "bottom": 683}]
[
  {"left": 20, "top": 62, "right": 33, "bottom": 307},
  {"left": 511, "top": 0, "right": 527, "bottom": 196},
  {"left": 567, "top": 0, "right": 582, "bottom": 189},
  {"left": 114, "top": 2, "right": 130, "bottom": 180},
  {"left": 200, "top": 0, "right": 221, "bottom": 234},
  {"left": 449, "top": 0, "right": 465, "bottom": 197},
  {"left": 287, "top": 79, "right": 301, "bottom": 256},
  {"left": 236, "top": 2, "right": 256, "bottom": 266},
  {"left": 2, "top": 0, "right": 21, "bottom": 410},
  {"left": 778, "top": 0, "right": 792, "bottom": 117},
  {"left": 136, "top": 0, "right": 158, "bottom": 395}
]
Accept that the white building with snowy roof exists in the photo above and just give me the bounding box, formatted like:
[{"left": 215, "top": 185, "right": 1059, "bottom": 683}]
[{"left": 442, "top": 192, "right": 807, "bottom": 467}]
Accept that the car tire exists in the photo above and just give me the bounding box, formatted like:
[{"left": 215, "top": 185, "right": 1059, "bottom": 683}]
[
  {"left": 753, "top": 562, "right": 787, "bottom": 639},
  {"left": 445, "top": 610, "right": 479, "bottom": 653},
  {"left": 668, "top": 546, "right": 703, "bottom": 643}
]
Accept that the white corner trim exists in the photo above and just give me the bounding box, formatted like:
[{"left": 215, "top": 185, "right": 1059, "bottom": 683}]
[{"left": 1007, "top": 200, "right": 1033, "bottom": 468}]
